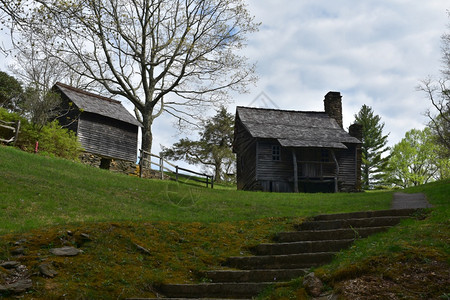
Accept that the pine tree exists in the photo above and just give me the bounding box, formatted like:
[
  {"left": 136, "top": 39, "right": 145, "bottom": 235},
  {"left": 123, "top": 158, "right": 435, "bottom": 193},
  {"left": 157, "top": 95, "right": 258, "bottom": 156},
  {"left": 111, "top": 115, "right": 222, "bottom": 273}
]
[
  {"left": 354, "top": 105, "right": 390, "bottom": 189},
  {"left": 161, "top": 107, "right": 235, "bottom": 182}
]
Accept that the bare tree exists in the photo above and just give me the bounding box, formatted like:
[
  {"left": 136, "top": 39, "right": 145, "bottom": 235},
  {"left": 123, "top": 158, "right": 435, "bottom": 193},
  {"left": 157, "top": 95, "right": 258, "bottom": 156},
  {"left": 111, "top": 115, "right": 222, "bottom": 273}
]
[
  {"left": 418, "top": 12, "right": 450, "bottom": 156},
  {"left": 1, "top": 0, "right": 259, "bottom": 154}
]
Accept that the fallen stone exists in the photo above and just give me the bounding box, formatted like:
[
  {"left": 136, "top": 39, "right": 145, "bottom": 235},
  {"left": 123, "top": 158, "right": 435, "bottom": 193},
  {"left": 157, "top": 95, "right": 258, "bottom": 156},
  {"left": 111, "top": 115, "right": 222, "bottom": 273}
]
[
  {"left": 303, "top": 272, "right": 323, "bottom": 297},
  {"left": 10, "top": 247, "right": 25, "bottom": 256},
  {"left": 0, "top": 261, "right": 20, "bottom": 269},
  {"left": 49, "top": 246, "right": 82, "bottom": 256},
  {"left": 134, "top": 243, "right": 151, "bottom": 255},
  {"left": 80, "top": 233, "right": 91, "bottom": 240},
  {"left": 38, "top": 263, "right": 58, "bottom": 278},
  {"left": 0, "top": 279, "right": 32, "bottom": 294}
]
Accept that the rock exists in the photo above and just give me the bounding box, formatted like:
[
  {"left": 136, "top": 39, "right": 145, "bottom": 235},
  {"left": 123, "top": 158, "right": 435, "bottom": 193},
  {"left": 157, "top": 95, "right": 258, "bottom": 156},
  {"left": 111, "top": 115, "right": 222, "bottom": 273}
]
[
  {"left": 80, "top": 233, "right": 91, "bottom": 241},
  {"left": 39, "top": 263, "right": 58, "bottom": 278},
  {"left": 303, "top": 272, "right": 323, "bottom": 297},
  {"left": 10, "top": 247, "right": 25, "bottom": 256},
  {"left": 0, "top": 261, "right": 20, "bottom": 269},
  {"left": 134, "top": 243, "right": 151, "bottom": 255},
  {"left": 49, "top": 246, "right": 82, "bottom": 256},
  {"left": 0, "top": 279, "right": 32, "bottom": 294},
  {"left": 14, "top": 239, "right": 27, "bottom": 246}
]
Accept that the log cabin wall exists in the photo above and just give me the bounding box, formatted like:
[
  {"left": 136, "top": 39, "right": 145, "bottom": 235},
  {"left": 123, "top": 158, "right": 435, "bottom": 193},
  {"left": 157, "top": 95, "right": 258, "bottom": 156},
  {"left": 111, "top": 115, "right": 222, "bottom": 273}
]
[
  {"left": 337, "top": 145, "right": 358, "bottom": 191},
  {"left": 256, "top": 140, "right": 294, "bottom": 193},
  {"left": 78, "top": 112, "right": 138, "bottom": 162},
  {"left": 234, "top": 118, "right": 258, "bottom": 190}
]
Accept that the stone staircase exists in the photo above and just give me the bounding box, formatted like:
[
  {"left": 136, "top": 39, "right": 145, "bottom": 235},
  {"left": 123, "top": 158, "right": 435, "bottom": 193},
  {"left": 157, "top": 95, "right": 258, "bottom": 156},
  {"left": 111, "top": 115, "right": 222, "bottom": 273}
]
[{"left": 128, "top": 208, "right": 420, "bottom": 300}]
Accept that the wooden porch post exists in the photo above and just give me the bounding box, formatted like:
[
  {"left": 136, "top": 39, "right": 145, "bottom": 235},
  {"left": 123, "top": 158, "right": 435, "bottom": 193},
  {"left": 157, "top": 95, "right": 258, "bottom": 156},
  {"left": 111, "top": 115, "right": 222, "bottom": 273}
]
[
  {"left": 331, "top": 150, "right": 339, "bottom": 193},
  {"left": 292, "top": 150, "right": 299, "bottom": 193}
]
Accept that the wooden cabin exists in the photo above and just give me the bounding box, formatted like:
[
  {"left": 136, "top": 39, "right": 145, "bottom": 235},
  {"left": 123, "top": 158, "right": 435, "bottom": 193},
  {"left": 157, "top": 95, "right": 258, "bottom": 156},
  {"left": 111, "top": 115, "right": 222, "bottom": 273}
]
[
  {"left": 52, "top": 82, "right": 140, "bottom": 163},
  {"left": 233, "top": 91, "right": 362, "bottom": 193}
]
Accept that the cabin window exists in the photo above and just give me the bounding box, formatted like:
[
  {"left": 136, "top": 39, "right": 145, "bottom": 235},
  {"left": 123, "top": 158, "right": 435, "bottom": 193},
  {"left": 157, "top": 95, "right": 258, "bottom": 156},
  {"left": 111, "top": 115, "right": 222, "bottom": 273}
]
[
  {"left": 272, "top": 145, "right": 281, "bottom": 161},
  {"left": 320, "top": 149, "right": 330, "bottom": 162}
]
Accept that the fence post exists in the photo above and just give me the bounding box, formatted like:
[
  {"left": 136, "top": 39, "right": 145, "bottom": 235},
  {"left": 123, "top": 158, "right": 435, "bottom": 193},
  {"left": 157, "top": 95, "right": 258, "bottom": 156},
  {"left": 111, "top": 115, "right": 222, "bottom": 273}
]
[
  {"left": 13, "top": 120, "right": 20, "bottom": 146},
  {"left": 211, "top": 176, "right": 214, "bottom": 189},
  {"left": 176, "top": 166, "right": 179, "bottom": 182},
  {"left": 160, "top": 156, "right": 164, "bottom": 180},
  {"left": 139, "top": 149, "right": 143, "bottom": 178},
  {"left": 206, "top": 176, "right": 209, "bottom": 188}
]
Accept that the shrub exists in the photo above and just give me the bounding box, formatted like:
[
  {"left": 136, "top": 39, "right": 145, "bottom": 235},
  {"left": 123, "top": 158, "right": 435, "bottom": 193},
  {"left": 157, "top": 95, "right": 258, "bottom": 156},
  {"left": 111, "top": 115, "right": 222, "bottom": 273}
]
[{"left": 0, "top": 107, "right": 83, "bottom": 160}]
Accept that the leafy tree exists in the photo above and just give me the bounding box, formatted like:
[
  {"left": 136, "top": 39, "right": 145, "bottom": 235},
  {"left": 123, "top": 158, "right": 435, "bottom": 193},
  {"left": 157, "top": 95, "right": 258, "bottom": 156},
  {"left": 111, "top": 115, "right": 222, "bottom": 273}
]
[
  {"left": 354, "top": 104, "right": 390, "bottom": 189},
  {"left": 0, "top": 71, "right": 23, "bottom": 111},
  {"left": 0, "top": 0, "right": 259, "bottom": 155},
  {"left": 383, "top": 127, "right": 448, "bottom": 188},
  {"left": 161, "top": 107, "right": 235, "bottom": 182}
]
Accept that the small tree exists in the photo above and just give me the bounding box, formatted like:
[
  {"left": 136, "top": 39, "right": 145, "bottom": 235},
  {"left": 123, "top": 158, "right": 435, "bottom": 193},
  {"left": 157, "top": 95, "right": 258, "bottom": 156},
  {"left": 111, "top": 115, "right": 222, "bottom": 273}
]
[
  {"left": 354, "top": 104, "right": 390, "bottom": 189},
  {"left": 384, "top": 127, "right": 447, "bottom": 188},
  {"left": 161, "top": 107, "right": 235, "bottom": 182},
  {"left": 0, "top": 71, "right": 23, "bottom": 112}
]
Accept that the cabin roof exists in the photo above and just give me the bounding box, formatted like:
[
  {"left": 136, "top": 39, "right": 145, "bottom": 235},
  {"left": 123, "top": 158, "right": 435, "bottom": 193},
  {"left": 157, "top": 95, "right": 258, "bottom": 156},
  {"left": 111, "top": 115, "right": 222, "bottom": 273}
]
[
  {"left": 54, "top": 82, "right": 141, "bottom": 127},
  {"left": 236, "top": 106, "right": 361, "bottom": 149}
]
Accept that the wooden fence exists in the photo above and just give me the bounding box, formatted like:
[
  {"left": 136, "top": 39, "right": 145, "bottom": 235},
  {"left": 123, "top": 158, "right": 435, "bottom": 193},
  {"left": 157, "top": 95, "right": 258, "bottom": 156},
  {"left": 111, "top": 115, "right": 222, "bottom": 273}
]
[
  {"left": 139, "top": 149, "right": 214, "bottom": 188},
  {"left": 0, "top": 119, "right": 20, "bottom": 145}
]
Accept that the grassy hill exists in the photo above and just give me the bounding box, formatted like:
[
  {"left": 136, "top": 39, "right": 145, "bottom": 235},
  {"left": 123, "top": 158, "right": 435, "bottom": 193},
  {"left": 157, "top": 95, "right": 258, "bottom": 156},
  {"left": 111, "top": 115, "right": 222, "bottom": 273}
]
[{"left": 0, "top": 145, "right": 448, "bottom": 299}]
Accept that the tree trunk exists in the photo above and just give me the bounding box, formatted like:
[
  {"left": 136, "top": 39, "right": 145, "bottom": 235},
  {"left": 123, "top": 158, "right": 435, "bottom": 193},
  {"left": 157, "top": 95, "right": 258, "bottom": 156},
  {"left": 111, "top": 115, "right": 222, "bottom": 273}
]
[{"left": 141, "top": 115, "right": 154, "bottom": 167}]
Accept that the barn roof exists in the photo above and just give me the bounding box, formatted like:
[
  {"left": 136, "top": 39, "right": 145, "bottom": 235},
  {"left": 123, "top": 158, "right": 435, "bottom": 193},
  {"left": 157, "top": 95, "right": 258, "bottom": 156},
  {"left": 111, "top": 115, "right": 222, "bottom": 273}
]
[
  {"left": 54, "top": 82, "right": 141, "bottom": 127},
  {"left": 236, "top": 106, "right": 360, "bottom": 149}
]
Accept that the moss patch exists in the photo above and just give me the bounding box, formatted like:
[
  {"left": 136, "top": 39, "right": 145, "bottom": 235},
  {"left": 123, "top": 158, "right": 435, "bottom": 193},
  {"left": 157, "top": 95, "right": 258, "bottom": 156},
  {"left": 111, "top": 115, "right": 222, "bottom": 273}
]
[{"left": 0, "top": 218, "right": 300, "bottom": 299}]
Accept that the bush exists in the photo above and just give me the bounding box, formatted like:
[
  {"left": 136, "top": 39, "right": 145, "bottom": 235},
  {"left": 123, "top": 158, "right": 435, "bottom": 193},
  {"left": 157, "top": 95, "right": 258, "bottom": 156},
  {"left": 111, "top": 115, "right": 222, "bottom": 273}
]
[{"left": 0, "top": 107, "right": 83, "bottom": 160}]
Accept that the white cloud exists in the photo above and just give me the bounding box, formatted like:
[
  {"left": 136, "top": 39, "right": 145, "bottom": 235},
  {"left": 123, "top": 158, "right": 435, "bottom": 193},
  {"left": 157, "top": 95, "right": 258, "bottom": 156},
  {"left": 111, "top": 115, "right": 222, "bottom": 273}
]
[{"left": 1, "top": 0, "right": 449, "bottom": 162}]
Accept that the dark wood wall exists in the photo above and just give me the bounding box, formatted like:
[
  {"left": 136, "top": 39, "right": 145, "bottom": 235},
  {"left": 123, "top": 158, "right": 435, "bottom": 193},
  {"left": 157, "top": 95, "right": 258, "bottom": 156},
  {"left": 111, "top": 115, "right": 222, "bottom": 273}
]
[
  {"left": 337, "top": 144, "right": 358, "bottom": 191},
  {"left": 234, "top": 120, "right": 258, "bottom": 190},
  {"left": 78, "top": 113, "right": 138, "bottom": 162},
  {"left": 256, "top": 140, "right": 294, "bottom": 192}
]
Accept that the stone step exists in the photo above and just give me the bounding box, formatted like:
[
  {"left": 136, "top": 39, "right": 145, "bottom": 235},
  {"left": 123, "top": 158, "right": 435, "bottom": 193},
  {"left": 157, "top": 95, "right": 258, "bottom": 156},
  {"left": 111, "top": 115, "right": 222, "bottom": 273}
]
[
  {"left": 312, "top": 208, "right": 419, "bottom": 221},
  {"left": 251, "top": 239, "right": 354, "bottom": 256},
  {"left": 128, "top": 298, "right": 248, "bottom": 300},
  {"left": 297, "top": 216, "right": 408, "bottom": 231},
  {"left": 275, "top": 226, "right": 392, "bottom": 243},
  {"left": 156, "top": 282, "right": 273, "bottom": 299},
  {"left": 204, "top": 268, "right": 308, "bottom": 283},
  {"left": 225, "top": 252, "right": 335, "bottom": 270}
]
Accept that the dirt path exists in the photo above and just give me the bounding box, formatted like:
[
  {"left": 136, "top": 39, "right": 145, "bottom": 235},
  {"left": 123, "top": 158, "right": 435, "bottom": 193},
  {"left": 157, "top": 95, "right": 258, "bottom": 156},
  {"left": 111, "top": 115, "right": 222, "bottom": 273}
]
[{"left": 391, "top": 192, "right": 432, "bottom": 209}]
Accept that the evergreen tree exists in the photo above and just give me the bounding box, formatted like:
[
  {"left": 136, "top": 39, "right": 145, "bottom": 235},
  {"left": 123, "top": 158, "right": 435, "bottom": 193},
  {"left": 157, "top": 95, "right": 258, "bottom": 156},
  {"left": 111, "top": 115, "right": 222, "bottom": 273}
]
[
  {"left": 161, "top": 107, "right": 235, "bottom": 182},
  {"left": 354, "top": 105, "right": 390, "bottom": 189}
]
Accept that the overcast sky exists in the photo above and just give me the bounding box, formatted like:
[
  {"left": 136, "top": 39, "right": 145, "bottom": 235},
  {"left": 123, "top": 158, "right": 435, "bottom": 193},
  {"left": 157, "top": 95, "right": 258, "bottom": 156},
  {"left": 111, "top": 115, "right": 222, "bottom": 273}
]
[
  {"left": 157, "top": 0, "right": 450, "bottom": 164},
  {"left": 1, "top": 1, "right": 449, "bottom": 172}
]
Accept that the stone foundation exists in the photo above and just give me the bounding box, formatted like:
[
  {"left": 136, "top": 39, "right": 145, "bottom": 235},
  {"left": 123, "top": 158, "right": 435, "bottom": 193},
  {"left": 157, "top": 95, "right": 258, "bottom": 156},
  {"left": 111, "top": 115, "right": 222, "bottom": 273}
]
[{"left": 79, "top": 152, "right": 138, "bottom": 176}]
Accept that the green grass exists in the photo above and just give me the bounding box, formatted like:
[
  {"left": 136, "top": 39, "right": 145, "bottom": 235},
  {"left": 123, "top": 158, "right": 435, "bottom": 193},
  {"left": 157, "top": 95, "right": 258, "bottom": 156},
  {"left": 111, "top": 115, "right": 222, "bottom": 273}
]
[
  {"left": 0, "top": 145, "right": 393, "bottom": 234},
  {"left": 0, "top": 145, "right": 448, "bottom": 299}
]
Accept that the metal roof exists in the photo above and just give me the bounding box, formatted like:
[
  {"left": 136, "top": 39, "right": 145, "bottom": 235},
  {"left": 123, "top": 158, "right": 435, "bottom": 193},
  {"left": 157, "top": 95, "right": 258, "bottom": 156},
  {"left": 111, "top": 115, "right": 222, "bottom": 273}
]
[
  {"left": 54, "top": 82, "right": 141, "bottom": 127},
  {"left": 236, "top": 106, "right": 361, "bottom": 149}
]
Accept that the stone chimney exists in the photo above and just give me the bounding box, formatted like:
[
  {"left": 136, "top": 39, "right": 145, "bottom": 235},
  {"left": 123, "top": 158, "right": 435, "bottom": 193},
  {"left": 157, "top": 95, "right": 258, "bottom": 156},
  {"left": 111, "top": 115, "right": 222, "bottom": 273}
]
[{"left": 324, "top": 91, "right": 343, "bottom": 128}]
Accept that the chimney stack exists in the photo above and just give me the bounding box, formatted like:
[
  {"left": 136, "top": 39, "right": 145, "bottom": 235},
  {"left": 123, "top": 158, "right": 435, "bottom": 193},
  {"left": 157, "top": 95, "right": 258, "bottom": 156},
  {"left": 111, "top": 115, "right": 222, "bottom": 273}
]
[{"left": 324, "top": 91, "right": 343, "bottom": 128}]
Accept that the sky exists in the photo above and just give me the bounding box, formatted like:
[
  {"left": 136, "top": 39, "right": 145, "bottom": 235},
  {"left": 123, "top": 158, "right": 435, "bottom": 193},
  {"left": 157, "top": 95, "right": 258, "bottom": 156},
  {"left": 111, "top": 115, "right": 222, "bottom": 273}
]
[{"left": 1, "top": 1, "right": 449, "bottom": 173}]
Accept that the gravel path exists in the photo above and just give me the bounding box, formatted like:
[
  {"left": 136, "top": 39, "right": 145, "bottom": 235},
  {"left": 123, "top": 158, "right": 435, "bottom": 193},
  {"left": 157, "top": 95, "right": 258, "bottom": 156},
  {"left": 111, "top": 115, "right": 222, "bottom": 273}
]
[{"left": 391, "top": 192, "right": 432, "bottom": 209}]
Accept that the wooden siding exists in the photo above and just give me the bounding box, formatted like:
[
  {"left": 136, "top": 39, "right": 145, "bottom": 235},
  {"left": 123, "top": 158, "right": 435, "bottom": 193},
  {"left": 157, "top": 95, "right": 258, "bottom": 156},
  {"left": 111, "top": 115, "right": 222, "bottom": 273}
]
[
  {"left": 337, "top": 144, "right": 358, "bottom": 191},
  {"left": 256, "top": 140, "right": 295, "bottom": 192},
  {"left": 78, "top": 113, "right": 138, "bottom": 162},
  {"left": 256, "top": 140, "right": 293, "bottom": 181},
  {"left": 234, "top": 119, "right": 258, "bottom": 190}
]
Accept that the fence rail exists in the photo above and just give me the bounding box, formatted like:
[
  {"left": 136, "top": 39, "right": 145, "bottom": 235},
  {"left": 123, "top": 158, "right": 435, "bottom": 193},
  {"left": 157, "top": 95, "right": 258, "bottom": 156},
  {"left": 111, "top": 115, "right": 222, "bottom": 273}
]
[
  {"left": 139, "top": 149, "right": 214, "bottom": 188},
  {"left": 0, "top": 119, "right": 20, "bottom": 145}
]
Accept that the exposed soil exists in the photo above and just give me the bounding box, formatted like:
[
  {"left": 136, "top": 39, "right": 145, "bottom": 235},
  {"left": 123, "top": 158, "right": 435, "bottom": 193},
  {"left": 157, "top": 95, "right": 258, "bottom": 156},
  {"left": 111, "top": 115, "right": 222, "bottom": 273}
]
[{"left": 334, "top": 257, "right": 450, "bottom": 299}]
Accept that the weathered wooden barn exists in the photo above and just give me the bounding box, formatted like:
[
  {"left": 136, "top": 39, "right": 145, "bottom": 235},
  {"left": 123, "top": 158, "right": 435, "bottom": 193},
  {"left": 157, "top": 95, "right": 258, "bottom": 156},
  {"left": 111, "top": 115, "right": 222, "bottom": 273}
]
[
  {"left": 233, "top": 91, "right": 362, "bottom": 193},
  {"left": 53, "top": 82, "right": 140, "bottom": 164}
]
